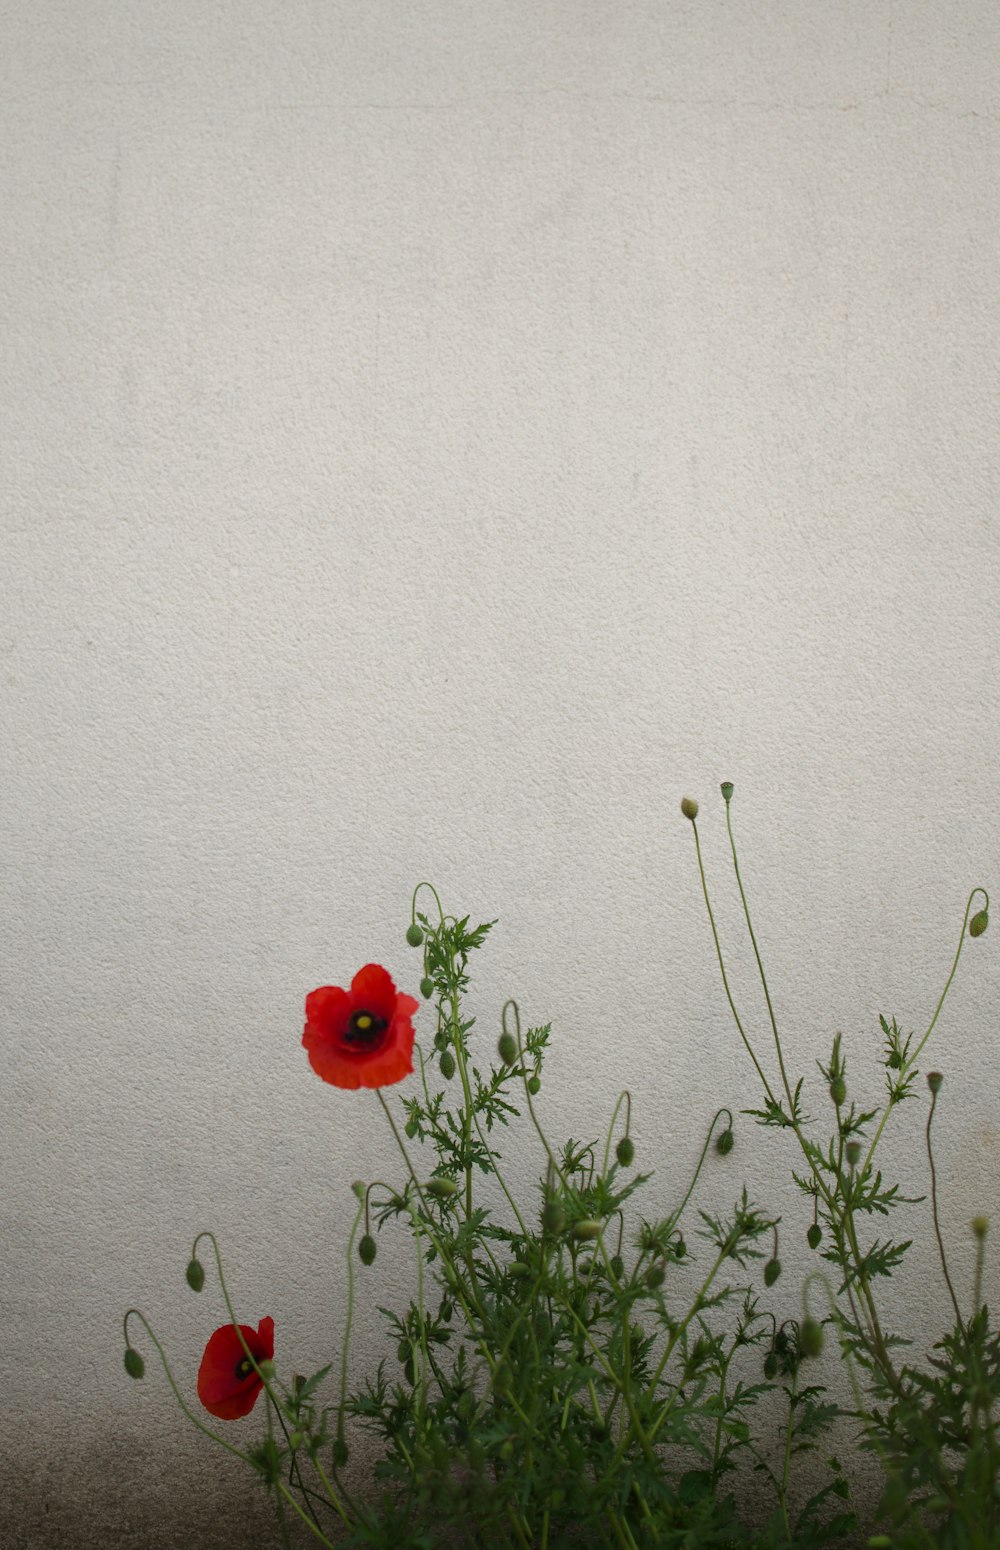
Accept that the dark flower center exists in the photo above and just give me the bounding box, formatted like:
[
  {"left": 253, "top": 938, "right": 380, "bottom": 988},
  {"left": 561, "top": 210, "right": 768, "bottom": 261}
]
[
  {"left": 344, "top": 1008, "right": 389, "bottom": 1049},
  {"left": 235, "top": 1356, "right": 255, "bottom": 1381}
]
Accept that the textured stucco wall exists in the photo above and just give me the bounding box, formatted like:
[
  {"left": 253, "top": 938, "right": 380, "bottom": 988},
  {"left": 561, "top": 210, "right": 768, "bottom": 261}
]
[{"left": 3, "top": 3, "right": 999, "bottom": 1545}]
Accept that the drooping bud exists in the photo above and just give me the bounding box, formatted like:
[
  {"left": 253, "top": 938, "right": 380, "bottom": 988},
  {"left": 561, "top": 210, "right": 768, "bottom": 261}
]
[
  {"left": 763, "top": 1350, "right": 778, "bottom": 1380},
  {"left": 764, "top": 1258, "right": 782, "bottom": 1287},
  {"left": 720, "top": 782, "right": 734, "bottom": 803},
  {"left": 610, "top": 1254, "right": 624, "bottom": 1279},
  {"left": 439, "top": 1049, "right": 456, "bottom": 1081},
  {"left": 845, "top": 1141, "right": 862, "bottom": 1169},
  {"left": 829, "top": 1078, "right": 847, "bottom": 1106},
  {"left": 404, "top": 1117, "right": 418, "bottom": 1138},
  {"left": 616, "top": 1137, "right": 635, "bottom": 1167},
  {"left": 680, "top": 796, "right": 699, "bottom": 821},
  {"left": 420, "top": 977, "right": 435, "bottom": 999},
  {"left": 571, "top": 1219, "right": 602, "bottom": 1242},
  {"left": 425, "top": 1176, "right": 459, "bottom": 1200},
  {"left": 358, "top": 1233, "right": 377, "bottom": 1266},
  {"left": 541, "top": 1198, "right": 565, "bottom": 1234},
  {"left": 527, "top": 1074, "right": 541, "bottom": 1095},
  {"left": 673, "top": 1236, "right": 686, "bottom": 1259},
  {"left": 497, "top": 1031, "right": 518, "bottom": 1066},
  {"left": 800, "top": 1318, "right": 824, "bottom": 1358},
  {"left": 185, "top": 1258, "right": 205, "bottom": 1293},
  {"left": 807, "top": 1223, "right": 822, "bottom": 1250},
  {"left": 124, "top": 1347, "right": 145, "bottom": 1380},
  {"left": 927, "top": 1071, "right": 943, "bottom": 1095},
  {"left": 716, "top": 1128, "right": 734, "bottom": 1156},
  {"left": 972, "top": 1216, "right": 989, "bottom": 1239},
  {"left": 405, "top": 923, "right": 424, "bottom": 947},
  {"left": 969, "top": 910, "right": 989, "bottom": 938}
]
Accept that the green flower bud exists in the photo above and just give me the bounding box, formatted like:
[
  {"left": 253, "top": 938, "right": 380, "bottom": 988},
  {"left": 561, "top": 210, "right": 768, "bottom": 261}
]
[
  {"left": 716, "top": 1128, "right": 734, "bottom": 1156},
  {"left": 764, "top": 1258, "right": 782, "bottom": 1287},
  {"left": 541, "top": 1198, "right": 565, "bottom": 1234},
  {"left": 969, "top": 909, "right": 989, "bottom": 938},
  {"left": 571, "top": 1219, "right": 602, "bottom": 1242},
  {"left": 646, "top": 1261, "right": 665, "bottom": 1290},
  {"left": 763, "top": 1351, "right": 778, "bottom": 1380},
  {"left": 800, "top": 1318, "right": 824, "bottom": 1358},
  {"left": 720, "top": 782, "right": 734, "bottom": 802},
  {"left": 886, "top": 1050, "right": 902, "bottom": 1069},
  {"left": 425, "top": 1176, "right": 459, "bottom": 1200},
  {"left": 615, "top": 1137, "right": 635, "bottom": 1167},
  {"left": 498, "top": 1032, "right": 518, "bottom": 1066},
  {"left": 185, "top": 1258, "right": 205, "bottom": 1293},
  {"left": 405, "top": 923, "right": 424, "bottom": 947},
  {"left": 508, "top": 1260, "right": 530, "bottom": 1279},
  {"left": 807, "top": 1223, "right": 822, "bottom": 1250},
  {"left": 927, "top": 1071, "right": 943, "bottom": 1094},
  {"left": 332, "top": 1438, "right": 349, "bottom": 1468},
  {"left": 124, "top": 1347, "right": 145, "bottom": 1380},
  {"left": 845, "top": 1141, "right": 862, "bottom": 1169},
  {"left": 257, "top": 1359, "right": 276, "bottom": 1384},
  {"left": 288, "top": 1431, "right": 303, "bottom": 1451},
  {"left": 867, "top": 1538, "right": 893, "bottom": 1548},
  {"left": 972, "top": 1215, "right": 989, "bottom": 1239},
  {"left": 674, "top": 1236, "right": 686, "bottom": 1259},
  {"left": 404, "top": 1117, "right": 418, "bottom": 1138},
  {"left": 439, "top": 1049, "right": 456, "bottom": 1081},
  {"left": 829, "top": 1078, "right": 847, "bottom": 1106},
  {"left": 680, "top": 796, "right": 699, "bottom": 820},
  {"left": 420, "top": 976, "right": 435, "bottom": 999},
  {"left": 351, "top": 1179, "right": 366, "bottom": 1201},
  {"left": 527, "top": 1074, "right": 541, "bottom": 1095},
  {"left": 610, "top": 1254, "right": 624, "bottom": 1278},
  {"left": 358, "top": 1233, "right": 377, "bottom": 1266}
]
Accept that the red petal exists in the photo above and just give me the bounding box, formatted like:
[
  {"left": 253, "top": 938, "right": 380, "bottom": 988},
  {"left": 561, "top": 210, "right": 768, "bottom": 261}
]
[
  {"left": 349, "top": 964, "right": 397, "bottom": 1020},
  {"left": 305, "top": 985, "right": 350, "bottom": 1031}
]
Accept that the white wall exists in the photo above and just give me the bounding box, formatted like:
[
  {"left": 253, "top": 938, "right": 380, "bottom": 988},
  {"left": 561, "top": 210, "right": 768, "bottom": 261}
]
[{"left": 3, "top": 3, "right": 999, "bottom": 1544}]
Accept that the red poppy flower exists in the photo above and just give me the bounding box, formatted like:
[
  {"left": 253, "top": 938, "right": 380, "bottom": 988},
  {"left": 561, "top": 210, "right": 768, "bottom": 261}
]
[
  {"left": 303, "top": 963, "right": 419, "bottom": 1091},
  {"left": 197, "top": 1316, "right": 275, "bottom": 1421}
]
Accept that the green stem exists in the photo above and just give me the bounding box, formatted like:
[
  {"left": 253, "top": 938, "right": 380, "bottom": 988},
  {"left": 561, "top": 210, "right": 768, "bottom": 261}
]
[{"left": 926, "top": 1089, "right": 964, "bottom": 1332}]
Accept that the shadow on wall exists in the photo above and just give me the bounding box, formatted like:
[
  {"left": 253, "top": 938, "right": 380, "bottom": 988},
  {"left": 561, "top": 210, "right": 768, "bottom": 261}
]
[{"left": 1, "top": 1432, "right": 286, "bottom": 1550}]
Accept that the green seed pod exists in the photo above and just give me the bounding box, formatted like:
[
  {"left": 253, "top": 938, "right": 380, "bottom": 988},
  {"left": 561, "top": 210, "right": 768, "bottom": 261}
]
[
  {"left": 439, "top": 1049, "right": 456, "bottom": 1081},
  {"left": 616, "top": 1136, "right": 635, "bottom": 1167},
  {"left": 124, "top": 1347, "right": 145, "bottom": 1380},
  {"left": 927, "top": 1071, "right": 943, "bottom": 1094},
  {"left": 845, "top": 1141, "right": 862, "bottom": 1169},
  {"left": 497, "top": 1031, "right": 518, "bottom": 1066},
  {"left": 800, "top": 1318, "right": 824, "bottom": 1358},
  {"left": 358, "top": 1233, "right": 377, "bottom": 1266},
  {"left": 829, "top": 1078, "right": 847, "bottom": 1106},
  {"left": 646, "top": 1261, "right": 665, "bottom": 1290},
  {"left": 764, "top": 1258, "right": 782, "bottom": 1287},
  {"left": 807, "top": 1223, "right": 822, "bottom": 1250},
  {"left": 405, "top": 923, "right": 424, "bottom": 947},
  {"left": 426, "top": 1176, "right": 459, "bottom": 1200},
  {"left": 720, "top": 782, "right": 734, "bottom": 802},
  {"left": 185, "top": 1258, "right": 205, "bottom": 1293},
  {"left": 527, "top": 1074, "right": 541, "bottom": 1095},
  {"left": 716, "top": 1128, "right": 734, "bottom": 1156},
  {"left": 970, "top": 910, "right": 989, "bottom": 938},
  {"left": 763, "top": 1351, "right": 778, "bottom": 1380},
  {"left": 420, "top": 976, "right": 435, "bottom": 999},
  {"left": 332, "top": 1438, "right": 349, "bottom": 1468},
  {"left": 680, "top": 796, "right": 699, "bottom": 820},
  {"left": 571, "top": 1219, "right": 602, "bottom": 1242},
  {"left": 541, "top": 1198, "right": 565, "bottom": 1234}
]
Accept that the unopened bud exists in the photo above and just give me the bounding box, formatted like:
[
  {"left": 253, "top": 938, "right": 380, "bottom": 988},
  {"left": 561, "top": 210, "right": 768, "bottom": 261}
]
[
  {"left": 258, "top": 1360, "right": 276, "bottom": 1383},
  {"left": 646, "top": 1261, "right": 665, "bottom": 1290},
  {"left": 927, "top": 1071, "right": 943, "bottom": 1094},
  {"left": 508, "top": 1261, "right": 530, "bottom": 1279},
  {"left": 716, "top": 1128, "right": 734, "bottom": 1156},
  {"left": 764, "top": 1258, "right": 782, "bottom": 1287},
  {"left": 404, "top": 1117, "right": 418, "bottom": 1138},
  {"left": 527, "top": 1074, "right": 541, "bottom": 1095},
  {"left": 829, "top": 1078, "right": 847, "bottom": 1106},
  {"left": 124, "top": 1347, "right": 145, "bottom": 1380},
  {"left": 969, "top": 910, "right": 989, "bottom": 938},
  {"left": 288, "top": 1431, "right": 303, "bottom": 1451},
  {"left": 439, "top": 1049, "right": 456, "bottom": 1081},
  {"left": 680, "top": 796, "right": 699, "bottom": 821},
  {"left": 616, "top": 1137, "right": 635, "bottom": 1167},
  {"left": 972, "top": 1216, "right": 989, "bottom": 1239},
  {"left": 425, "top": 1176, "right": 459, "bottom": 1200},
  {"left": 845, "top": 1141, "right": 862, "bottom": 1169},
  {"left": 351, "top": 1180, "right": 366, "bottom": 1201},
  {"left": 800, "top": 1318, "right": 824, "bottom": 1358},
  {"left": 358, "top": 1233, "right": 377, "bottom": 1266},
  {"left": 763, "top": 1351, "right": 778, "bottom": 1380},
  {"left": 807, "top": 1223, "right": 822, "bottom": 1250},
  {"left": 673, "top": 1236, "right": 686, "bottom": 1259},
  {"left": 498, "top": 1032, "right": 518, "bottom": 1066},
  {"left": 405, "top": 923, "right": 424, "bottom": 947},
  {"left": 571, "top": 1219, "right": 602, "bottom": 1242},
  {"left": 185, "top": 1258, "right": 205, "bottom": 1293},
  {"left": 541, "top": 1199, "right": 565, "bottom": 1234},
  {"left": 720, "top": 782, "right": 734, "bottom": 802},
  {"left": 332, "top": 1438, "right": 349, "bottom": 1468},
  {"left": 420, "top": 977, "right": 435, "bottom": 999}
]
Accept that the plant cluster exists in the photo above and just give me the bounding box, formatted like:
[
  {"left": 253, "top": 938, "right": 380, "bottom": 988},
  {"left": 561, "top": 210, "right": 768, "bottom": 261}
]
[{"left": 122, "top": 791, "right": 996, "bottom": 1549}]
